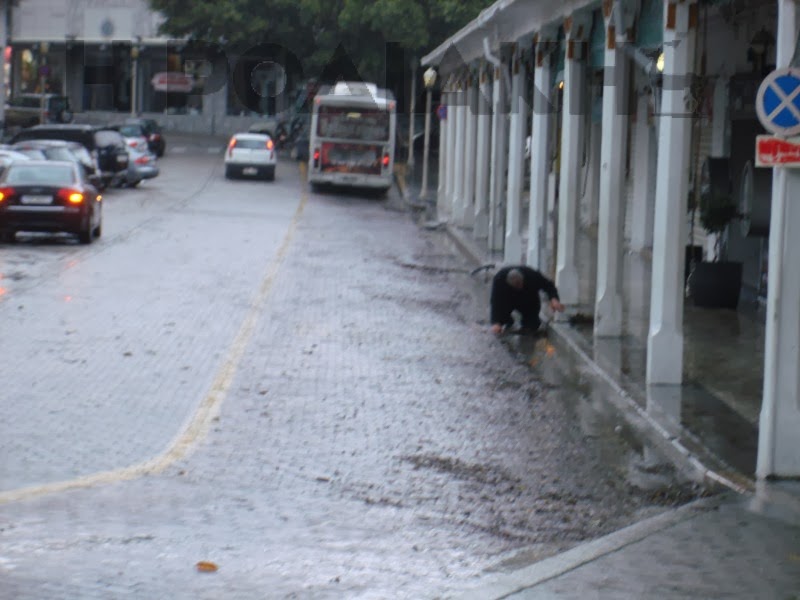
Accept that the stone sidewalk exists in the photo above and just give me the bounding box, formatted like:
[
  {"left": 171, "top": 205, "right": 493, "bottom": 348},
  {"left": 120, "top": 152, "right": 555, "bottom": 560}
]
[{"left": 455, "top": 482, "right": 800, "bottom": 599}]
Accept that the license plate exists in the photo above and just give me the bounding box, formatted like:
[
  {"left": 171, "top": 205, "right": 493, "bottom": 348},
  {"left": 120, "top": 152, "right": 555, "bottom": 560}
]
[
  {"left": 117, "top": 155, "right": 128, "bottom": 163},
  {"left": 21, "top": 194, "right": 52, "bottom": 205},
  {"left": 243, "top": 167, "right": 257, "bottom": 175}
]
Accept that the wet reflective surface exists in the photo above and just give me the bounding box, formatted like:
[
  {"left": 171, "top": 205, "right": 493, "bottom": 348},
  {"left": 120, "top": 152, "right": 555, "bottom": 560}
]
[{"left": 0, "top": 146, "right": 707, "bottom": 598}]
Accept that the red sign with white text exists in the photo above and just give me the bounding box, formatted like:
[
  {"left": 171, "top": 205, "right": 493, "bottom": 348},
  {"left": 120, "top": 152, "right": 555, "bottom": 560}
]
[
  {"left": 756, "top": 135, "right": 800, "bottom": 167},
  {"left": 151, "top": 72, "right": 194, "bottom": 93}
]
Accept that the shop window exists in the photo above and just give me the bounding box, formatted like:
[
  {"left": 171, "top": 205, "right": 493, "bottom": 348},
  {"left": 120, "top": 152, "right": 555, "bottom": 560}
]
[{"left": 142, "top": 51, "right": 203, "bottom": 115}]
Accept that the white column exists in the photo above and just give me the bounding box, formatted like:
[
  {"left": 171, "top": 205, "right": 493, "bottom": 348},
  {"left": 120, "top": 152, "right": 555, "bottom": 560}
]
[
  {"left": 630, "top": 90, "right": 656, "bottom": 251},
  {"left": 452, "top": 85, "right": 467, "bottom": 220},
  {"left": 646, "top": 1, "right": 697, "bottom": 384},
  {"left": 437, "top": 92, "right": 448, "bottom": 218},
  {"left": 757, "top": 0, "right": 800, "bottom": 478},
  {"left": 582, "top": 120, "right": 602, "bottom": 228},
  {"left": 505, "top": 49, "right": 526, "bottom": 263},
  {"left": 489, "top": 64, "right": 508, "bottom": 251},
  {"left": 474, "top": 65, "right": 492, "bottom": 238},
  {"left": 445, "top": 87, "right": 457, "bottom": 218},
  {"left": 460, "top": 78, "right": 478, "bottom": 227},
  {"left": 527, "top": 37, "right": 553, "bottom": 269},
  {"left": 556, "top": 29, "right": 586, "bottom": 305},
  {"left": 594, "top": 12, "right": 629, "bottom": 337}
]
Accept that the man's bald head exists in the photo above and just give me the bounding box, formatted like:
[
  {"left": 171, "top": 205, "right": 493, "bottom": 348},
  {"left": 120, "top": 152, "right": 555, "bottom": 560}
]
[{"left": 506, "top": 268, "right": 524, "bottom": 290}]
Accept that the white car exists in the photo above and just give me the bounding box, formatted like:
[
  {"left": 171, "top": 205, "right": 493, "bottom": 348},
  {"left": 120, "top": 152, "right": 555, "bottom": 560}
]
[{"left": 224, "top": 133, "right": 276, "bottom": 181}]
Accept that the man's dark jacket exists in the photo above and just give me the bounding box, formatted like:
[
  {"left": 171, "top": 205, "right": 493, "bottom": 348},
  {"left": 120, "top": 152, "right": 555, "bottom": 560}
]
[{"left": 490, "top": 265, "right": 560, "bottom": 327}]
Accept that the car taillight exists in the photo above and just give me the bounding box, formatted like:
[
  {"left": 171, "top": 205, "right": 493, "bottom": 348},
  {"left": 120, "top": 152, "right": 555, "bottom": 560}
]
[
  {"left": 135, "top": 155, "right": 149, "bottom": 165},
  {"left": 57, "top": 189, "right": 84, "bottom": 204},
  {"left": 0, "top": 186, "right": 14, "bottom": 202},
  {"left": 382, "top": 153, "right": 390, "bottom": 167},
  {"left": 313, "top": 149, "right": 320, "bottom": 168},
  {"left": 228, "top": 138, "right": 237, "bottom": 157},
  {"left": 266, "top": 139, "right": 274, "bottom": 151},
  {"left": 127, "top": 140, "right": 137, "bottom": 148}
]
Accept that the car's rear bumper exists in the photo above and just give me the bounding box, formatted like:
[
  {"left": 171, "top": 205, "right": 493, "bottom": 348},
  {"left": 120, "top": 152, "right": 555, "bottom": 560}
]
[
  {"left": 0, "top": 205, "right": 89, "bottom": 233},
  {"left": 226, "top": 162, "right": 276, "bottom": 176},
  {"left": 226, "top": 159, "right": 276, "bottom": 168},
  {"left": 307, "top": 171, "right": 391, "bottom": 189},
  {"left": 127, "top": 165, "right": 160, "bottom": 182}
]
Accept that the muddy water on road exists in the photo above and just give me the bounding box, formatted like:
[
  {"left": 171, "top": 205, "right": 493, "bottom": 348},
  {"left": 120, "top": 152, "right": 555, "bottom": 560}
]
[{"left": 398, "top": 233, "right": 709, "bottom": 566}]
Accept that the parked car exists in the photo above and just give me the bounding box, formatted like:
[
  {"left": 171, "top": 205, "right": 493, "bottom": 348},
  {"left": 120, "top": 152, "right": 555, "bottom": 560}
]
[
  {"left": 11, "top": 125, "right": 129, "bottom": 188},
  {"left": 11, "top": 140, "right": 101, "bottom": 185},
  {"left": 4, "top": 94, "right": 73, "bottom": 128},
  {"left": 224, "top": 132, "right": 276, "bottom": 181},
  {"left": 0, "top": 160, "right": 102, "bottom": 244},
  {"left": 123, "top": 117, "right": 165, "bottom": 157},
  {"left": 0, "top": 147, "right": 35, "bottom": 163},
  {"left": 0, "top": 150, "right": 31, "bottom": 177},
  {"left": 111, "top": 123, "right": 150, "bottom": 153},
  {"left": 122, "top": 144, "right": 159, "bottom": 187}
]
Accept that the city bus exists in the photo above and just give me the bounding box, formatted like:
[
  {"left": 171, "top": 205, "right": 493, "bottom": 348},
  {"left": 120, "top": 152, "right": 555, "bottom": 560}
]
[{"left": 308, "top": 81, "right": 396, "bottom": 193}]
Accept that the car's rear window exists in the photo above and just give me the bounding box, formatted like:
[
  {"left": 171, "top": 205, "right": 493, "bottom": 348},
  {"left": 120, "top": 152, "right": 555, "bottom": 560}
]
[
  {"left": 48, "top": 97, "right": 68, "bottom": 112},
  {"left": 5, "top": 164, "right": 75, "bottom": 185},
  {"left": 118, "top": 125, "right": 143, "bottom": 137},
  {"left": 16, "top": 149, "right": 47, "bottom": 160},
  {"left": 235, "top": 138, "right": 269, "bottom": 150},
  {"left": 95, "top": 130, "right": 123, "bottom": 146},
  {"left": 44, "top": 148, "right": 75, "bottom": 162}
]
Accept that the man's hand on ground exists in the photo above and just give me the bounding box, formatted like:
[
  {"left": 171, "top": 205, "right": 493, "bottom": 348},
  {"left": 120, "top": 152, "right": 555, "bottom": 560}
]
[
  {"left": 550, "top": 298, "right": 565, "bottom": 313},
  {"left": 490, "top": 324, "right": 504, "bottom": 335}
]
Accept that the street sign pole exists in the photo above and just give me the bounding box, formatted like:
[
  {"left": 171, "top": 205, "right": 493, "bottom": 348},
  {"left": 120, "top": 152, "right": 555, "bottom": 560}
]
[{"left": 756, "top": 0, "right": 800, "bottom": 479}]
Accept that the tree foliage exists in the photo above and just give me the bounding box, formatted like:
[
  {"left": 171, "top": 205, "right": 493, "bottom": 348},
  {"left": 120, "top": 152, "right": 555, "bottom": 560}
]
[{"left": 148, "top": 0, "right": 493, "bottom": 82}]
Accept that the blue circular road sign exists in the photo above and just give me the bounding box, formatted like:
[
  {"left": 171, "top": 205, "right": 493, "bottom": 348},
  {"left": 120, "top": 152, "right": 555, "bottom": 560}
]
[{"left": 756, "top": 68, "right": 800, "bottom": 137}]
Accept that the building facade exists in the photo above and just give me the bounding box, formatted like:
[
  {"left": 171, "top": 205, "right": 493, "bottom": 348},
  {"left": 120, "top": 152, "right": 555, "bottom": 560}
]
[{"left": 6, "top": 0, "right": 294, "bottom": 134}]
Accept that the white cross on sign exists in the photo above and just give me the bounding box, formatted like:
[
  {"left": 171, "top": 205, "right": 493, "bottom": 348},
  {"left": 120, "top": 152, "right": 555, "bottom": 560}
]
[{"left": 756, "top": 68, "right": 800, "bottom": 138}]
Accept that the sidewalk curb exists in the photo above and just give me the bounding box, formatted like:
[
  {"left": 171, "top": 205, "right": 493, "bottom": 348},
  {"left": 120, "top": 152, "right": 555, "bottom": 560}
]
[
  {"left": 442, "top": 223, "right": 754, "bottom": 498},
  {"left": 453, "top": 494, "right": 728, "bottom": 599}
]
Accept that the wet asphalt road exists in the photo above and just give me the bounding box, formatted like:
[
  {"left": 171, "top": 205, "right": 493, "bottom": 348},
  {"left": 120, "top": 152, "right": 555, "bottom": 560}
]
[{"left": 0, "top": 141, "right": 702, "bottom": 598}]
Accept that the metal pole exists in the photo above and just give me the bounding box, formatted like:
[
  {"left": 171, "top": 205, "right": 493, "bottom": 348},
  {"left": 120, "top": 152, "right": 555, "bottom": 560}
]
[
  {"left": 131, "top": 55, "right": 137, "bottom": 115},
  {"left": 407, "top": 60, "right": 417, "bottom": 168},
  {"left": 420, "top": 87, "right": 433, "bottom": 200},
  {"left": 38, "top": 41, "right": 50, "bottom": 124}
]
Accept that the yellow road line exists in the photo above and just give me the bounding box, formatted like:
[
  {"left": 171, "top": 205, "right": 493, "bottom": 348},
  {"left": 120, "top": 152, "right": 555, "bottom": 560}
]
[{"left": 0, "top": 171, "right": 309, "bottom": 506}]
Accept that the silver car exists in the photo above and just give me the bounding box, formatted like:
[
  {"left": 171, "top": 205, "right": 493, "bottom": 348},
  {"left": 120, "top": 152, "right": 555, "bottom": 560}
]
[{"left": 123, "top": 144, "right": 159, "bottom": 187}]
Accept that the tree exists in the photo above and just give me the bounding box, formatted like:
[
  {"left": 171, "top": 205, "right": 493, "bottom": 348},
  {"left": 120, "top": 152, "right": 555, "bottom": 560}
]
[{"left": 148, "top": 0, "right": 493, "bottom": 84}]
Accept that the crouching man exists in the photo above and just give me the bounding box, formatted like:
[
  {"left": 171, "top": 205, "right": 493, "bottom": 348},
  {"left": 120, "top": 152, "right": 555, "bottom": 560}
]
[{"left": 490, "top": 266, "right": 565, "bottom": 335}]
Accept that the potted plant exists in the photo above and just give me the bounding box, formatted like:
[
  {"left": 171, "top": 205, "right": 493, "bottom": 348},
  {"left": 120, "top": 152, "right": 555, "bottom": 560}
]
[{"left": 688, "top": 157, "right": 743, "bottom": 309}]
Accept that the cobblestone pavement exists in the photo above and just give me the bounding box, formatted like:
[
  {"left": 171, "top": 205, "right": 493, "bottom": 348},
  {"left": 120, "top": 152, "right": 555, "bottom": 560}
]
[{"left": 1, "top": 144, "right": 700, "bottom": 598}]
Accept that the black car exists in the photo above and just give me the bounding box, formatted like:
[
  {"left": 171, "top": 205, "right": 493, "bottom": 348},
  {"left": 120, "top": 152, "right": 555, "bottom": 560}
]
[
  {"left": 4, "top": 94, "right": 74, "bottom": 128},
  {"left": 11, "top": 125, "right": 129, "bottom": 188},
  {"left": 0, "top": 160, "right": 103, "bottom": 244},
  {"left": 123, "top": 118, "right": 165, "bottom": 157}
]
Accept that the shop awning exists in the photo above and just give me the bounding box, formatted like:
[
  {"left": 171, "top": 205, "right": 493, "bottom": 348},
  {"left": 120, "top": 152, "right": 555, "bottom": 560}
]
[{"left": 421, "top": 0, "right": 601, "bottom": 72}]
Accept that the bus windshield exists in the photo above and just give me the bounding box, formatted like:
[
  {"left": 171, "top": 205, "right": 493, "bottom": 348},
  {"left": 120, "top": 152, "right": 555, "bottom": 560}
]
[{"left": 317, "top": 106, "right": 390, "bottom": 142}]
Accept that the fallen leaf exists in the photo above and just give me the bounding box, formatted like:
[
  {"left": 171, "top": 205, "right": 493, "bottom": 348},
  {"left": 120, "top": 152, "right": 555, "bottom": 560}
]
[{"left": 196, "top": 561, "right": 218, "bottom": 573}]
